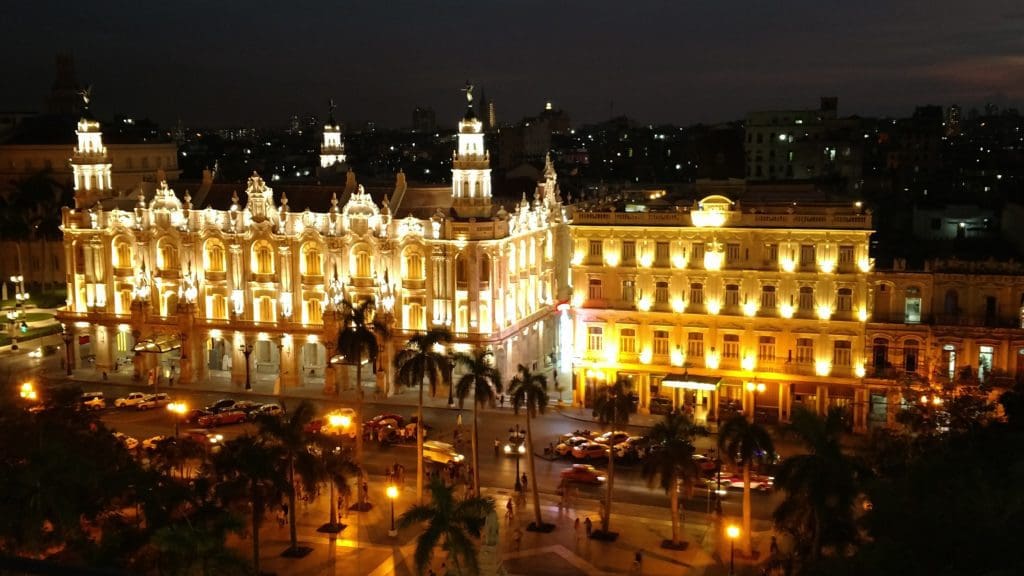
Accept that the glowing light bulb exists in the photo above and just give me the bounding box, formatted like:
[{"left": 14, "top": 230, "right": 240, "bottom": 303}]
[
  {"left": 817, "top": 305, "right": 832, "bottom": 320},
  {"left": 815, "top": 360, "right": 832, "bottom": 376},
  {"left": 780, "top": 303, "right": 794, "bottom": 318}
]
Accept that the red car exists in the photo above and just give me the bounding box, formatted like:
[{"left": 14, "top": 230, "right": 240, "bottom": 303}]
[
  {"left": 561, "top": 464, "right": 606, "bottom": 485},
  {"left": 572, "top": 442, "right": 610, "bottom": 460},
  {"left": 199, "top": 410, "right": 247, "bottom": 427}
]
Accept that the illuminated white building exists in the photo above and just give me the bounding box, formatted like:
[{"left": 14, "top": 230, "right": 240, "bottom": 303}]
[
  {"left": 58, "top": 95, "right": 568, "bottom": 395},
  {"left": 569, "top": 195, "right": 878, "bottom": 431},
  {"left": 318, "top": 100, "right": 347, "bottom": 173}
]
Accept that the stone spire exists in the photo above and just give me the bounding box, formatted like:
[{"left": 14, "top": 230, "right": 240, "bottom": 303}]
[
  {"left": 451, "top": 82, "right": 493, "bottom": 219},
  {"left": 70, "top": 87, "right": 113, "bottom": 208}
]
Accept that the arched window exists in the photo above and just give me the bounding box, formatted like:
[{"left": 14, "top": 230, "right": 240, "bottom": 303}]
[
  {"left": 305, "top": 298, "right": 323, "bottom": 325},
  {"left": 355, "top": 250, "right": 372, "bottom": 278},
  {"left": 408, "top": 303, "right": 424, "bottom": 330},
  {"left": 210, "top": 294, "right": 227, "bottom": 320},
  {"left": 302, "top": 244, "right": 322, "bottom": 276},
  {"left": 944, "top": 289, "right": 960, "bottom": 317},
  {"left": 252, "top": 242, "right": 274, "bottom": 275},
  {"left": 904, "top": 339, "right": 919, "bottom": 372},
  {"left": 455, "top": 253, "right": 468, "bottom": 287},
  {"left": 205, "top": 240, "right": 225, "bottom": 272},
  {"left": 872, "top": 338, "right": 889, "bottom": 371},
  {"left": 404, "top": 249, "right": 424, "bottom": 280},
  {"left": 257, "top": 296, "right": 275, "bottom": 322},
  {"left": 158, "top": 240, "right": 178, "bottom": 272},
  {"left": 112, "top": 238, "right": 133, "bottom": 269},
  {"left": 479, "top": 254, "right": 491, "bottom": 285}
]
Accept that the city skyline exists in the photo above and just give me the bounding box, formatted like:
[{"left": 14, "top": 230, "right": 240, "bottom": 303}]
[{"left": 3, "top": 0, "right": 1023, "bottom": 128}]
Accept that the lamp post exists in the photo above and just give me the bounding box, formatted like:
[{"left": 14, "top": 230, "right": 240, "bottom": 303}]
[
  {"left": 510, "top": 423, "right": 523, "bottom": 492},
  {"left": 61, "top": 323, "right": 74, "bottom": 376},
  {"left": 167, "top": 402, "right": 188, "bottom": 438},
  {"left": 239, "top": 343, "right": 253, "bottom": 390},
  {"left": 726, "top": 524, "right": 740, "bottom": 575},
  {"left": 386, "top": 484, "right": 398, "bottom": 537}
]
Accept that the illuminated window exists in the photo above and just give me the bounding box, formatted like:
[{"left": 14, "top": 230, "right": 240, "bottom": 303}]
[
  {"left": 253, "top": 242, "right": 274, "bottom": 274},
  {"left": 620, "top": 328, "right": 637, "bottom": 354},
  {"left": 837, "top": 288, "right": 853, "bottom": 312},
  {"left": 588, "top": 278, "right": 603, "bottom": 300},
  {"left": 205, "top": 240, "right": 225, "bottom": 272},
  {"left": 117, "top": 290, "right": 132, "bottom": 314},
  {"left": 404, "top": 251, "right": 424, "bottom": 280},
  {"left": 587, "top": 326, "right": 604, "bottom": 351},
  {"left": 479, "top": 254, "right": 490, "bottom": 285},
  {"left": 589, "top": 240, "right": 603, "bottom": 258},
  {"left": 764, "top": 243, "right": 778, "bottom": 263},
  {"left": 761, "top": 285, "right": 777, "bottom": 310},
  {"left": 725, "top": 284, "right": 740, "bottom": 307},
  {"left": 796, "top": 338, "right": 814, "bottom": 364},
  {"left": 798, "top": 286, "right": 814, "bottom": 311},
  {"left": 689, "top": 283, "right": 704, "bottom": 306},
  {"left": 686, "top": 333, "right": 704, "bottom": 358},
  {"left": 655, "top": 242, "right": 670, "bottom": 266},
  {"left": 655, "top": 281, "right": 669, "bottom": 304},
  {"left": 158, "top": 241, "right": 178, "bottom": 271},
  {"left": 113, "top": 240, "right": 132, "bottom": 269},
  {"left": 408, "top": 303, "right": 424, "bottom": 330},
  {"left": 303, "top": 245, "right": 323, "bottom": 276},
  {"left": 211, "top": 294, "right": 227, "bottom": 320},
  {"left": 800, "top": 244, "right": 816, "bottom": 267},
  {"left": 653, "top": 330, "right": 670, "bottom": 355},
  {"left": 833, "top": 340, "right": 852, "bottom": 366},
  {"left": 905, "top": 287, "right": 922, "bottom": 323},
  {"left": 691, "top": 243, "right": 705, "bottom": 263},
  {"left": 838, "top": 245, "right": 854, "bottom": 265},
  {"left": 621, "top": 279, "right": 635, "bottom": 303},
  {"left": 758, "top": 336, "right": 776, "bottom": 362},
  {"left": 356, "top": 251, "right": 371, "bottom": 278},
  {"left": 723, "top": 334, "right": 740, "bottom": 359},
  {"left": 726, "top": 243, "right": 740, "bottom": 263},
  {"left": 306, "top": 298, "right": 323, "bottom": 325},
  {"left": 621, "top": 241, "right": 636, "bottom": 264}
]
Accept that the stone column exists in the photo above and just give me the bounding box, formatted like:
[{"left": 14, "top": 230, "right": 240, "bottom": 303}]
[
  {"left": 816, "top": 385, "right": 829, "bottom": 415},
  {"left": 853, "top": 387, "right": 869, "bottom": 434},
  {"left": 277, "top": 338, "right": 298, "bottom": 393},
  {"left": 231, "top": 333, "right": 246, "bottom": 388}
]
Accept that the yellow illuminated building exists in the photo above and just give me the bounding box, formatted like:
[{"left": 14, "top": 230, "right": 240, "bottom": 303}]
[{"left": 570, "top": 194, "right": 878, "bottom": 431}]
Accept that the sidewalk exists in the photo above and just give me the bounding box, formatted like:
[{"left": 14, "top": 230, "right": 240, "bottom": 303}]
[{"left": 239, "top": 473, "right": 774, "bottom": 576}]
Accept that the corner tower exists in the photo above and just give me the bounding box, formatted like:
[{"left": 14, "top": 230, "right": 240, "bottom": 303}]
[
  {"left": 70, "top": 88, "right": 113, "bottom": 208},
  {"left": 451, "top": 83, "right": 492, "bottom": 219},
  {"left": 319, "top": 99, "right": 347, "bottom": 176}
]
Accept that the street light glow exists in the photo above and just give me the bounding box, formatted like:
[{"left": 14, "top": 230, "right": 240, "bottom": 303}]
[{"left": 726, "top": 524, "right": 740, "bottom": 539}]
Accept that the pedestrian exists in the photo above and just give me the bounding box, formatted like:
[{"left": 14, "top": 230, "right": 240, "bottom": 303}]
[
  {"left": 584, "top": 516, "right": 593, "bottom": 538},
  {"left": 574, "top": 517, "right": 581, "bottom": 541},
  {"left": 521, "top": 473, "right": 528, "bottom": 491},
  {"left": 770, "top": 535, "right": 779, "bottom": 556},
  {"left": 506, "top": 498, "right": 514, "bottom": 524},
  {"left": 634, "top": 549, "right": 643, "bottom": 568},
  {"left": 499, "top": 394, "right": 505, "bottom": 408},
  {"left": 494, "top": 438, "right": 501, "bottom": 457}
]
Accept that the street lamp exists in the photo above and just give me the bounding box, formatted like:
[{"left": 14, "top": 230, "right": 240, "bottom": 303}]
[
  {"left": 386, "top": 484, "right": 398, "bottom": 537},
  {"left": 239, "top": 343, "right": 253, "bottom": 390},
  {"left": 726, "top": 524, "right": 740, "bottom": 575},
  {"left": 61, "top": 323, "right": 73, "bottom": 376},
  {"left": 19, "top": 381, "right": 37, "bottom": 401},
  {"left": 510, "top": 424, "right": 524, "bottom": 492},
  {"left": 167, "top": 402, "right": 188, "bottom": 438}
]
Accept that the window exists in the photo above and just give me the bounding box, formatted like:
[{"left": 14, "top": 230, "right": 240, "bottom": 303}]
[
  {"left": 210, "top": 294, "right": 227, "bottom": 320},
  {"left": 654, "top": 281, "right": 669, "bottom": 304},
  {"left": 356, "top": 251, "right": 372, "bottom": 278},
  {"left": 303, "top": 246, "right": 322, "bottom": 276},
  {"left": 761, "top": 285, "right": 777, "bottom": 310},
  {"left": 588, "top": 278, "right": 603, "bottom": 300},
  {"left": 944, "top": 289, "right": 959, "bottom": 316},
  {"left": 905, "top": 287, "right": 922, "bottom": 323},
  {"left": 837, "top": 288, "right": 853, "bottom": 312},
  {"left": 838, "top": 245, "right": 854, "bottom": 265},
  {"left": 205, "top": 241, "right": 225, "bottom": 272},
  {"left": 904, "top": 339, "right": 919, "bottom": 372},
  {"left": 687, "top": 333, "right": 704, "bottom": 358},
  {"left": 833, "top": 341, "right": 852, "bottom": 366},
  {"left": 258, "top": 296, "right": 275, "bottom": 322},
  {"left": 765, "top": 243, "right": 778, "bottom": 263},
  {"left": 689, "top": 283, "right": 704, "bottom": 305},
  {"left": 725, "top": 284, "right": 740, "bottom": 307},
  {"left": 621, "top": 241, "right": 636, "bottom": 264},
  {"left": 253, "top": 242, "right": 274, "bottom": 274},
  {"left": 800, "top": 244, "right": 816, "bottom": 266},
  {"left": 655, "top": 242, "right": 670, "bottom": 265},
  {"left": 159, "top": 241, "right": 178, "bottom": 272},
  {"left": 589, "top": 240, "right": 603, "bottom": 258},
  {"left": 723, "top": 334, "right": 740, "bottom": 359},
  {"left": 726, "top": 243, "right": 740, "bottom": 263},
  {"left": 408, "top": 303, "right": 425, "bottom": 330},
  {"left": 587, "top": 326, "right": 604, "bottom": 351},
  {"left": 113, "top": 240, "right": 132, "bottom": 269},
  {"left": 798, "top": 286, "right": 814, "bottom": 311},
  {"left": 621, "top": 279, "right": 635, "bottom": 303},
  {"left": 405, "top": 251, "right": 424, "bottom": 280},
  {"left": 758, "top": 336, "right": 776, "bottom": 362},
  {"left": 691, "top": 243, "right": 705, "bottom": 263},
  {"left": 620, "top": 328, "right": 637, "bottom": 354},
  {"left": 653, "top": 330, "right": 670, "bottom": 355},
  {"left": 305, "top": 298, "right": 323, "bottom": 325},
  {"left": 796, "top": 338, "right": 814, "bottom": 364}
]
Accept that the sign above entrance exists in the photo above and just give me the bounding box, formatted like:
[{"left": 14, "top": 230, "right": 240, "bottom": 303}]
[{"left": 662, "top": 373, "right": 721, "bottom": 391}]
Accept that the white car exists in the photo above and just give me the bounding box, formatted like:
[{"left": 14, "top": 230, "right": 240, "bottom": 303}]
[
  {"left": 81, "top": 392, "right": 106, "bottom": 410},
  {"left": 141, "top": 435, "right": 169, "bottom": 451},
  {"left": 113, "top": 432, "right": 139, "bottom": 451},
  {"left": 137, "top": 393, "right": 171, "bottom": 410},
  {"left": 115, "top": 392, "right": 147, "bottom": 408}
]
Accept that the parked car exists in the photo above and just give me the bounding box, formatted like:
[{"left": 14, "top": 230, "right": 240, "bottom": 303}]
[
  {"left": 560, "top": 464, "right": 606, "bottom": 485},
  {"left": 81, "top": 392, "right": 106, "bottom": 410},
  {"left": 206, "top": 399, "right": 238, "bottom": 414},
  {"left": 184, "top": 409, "right": 212, "bottom": 425},
  {"left": 137, "top": 393, "right": 171, "bottom": 410},
  {"left": 199, "top": 410, "right": 247, "bottom": 427},
  {"left": 572, "top": 441, "right": 610, "bottom": 460},
  {"left": 254, "top": 404, "right": 285, "bottom": 418},
  {"left": 321, "top": 408, "right": 358, "bottom": 438},
  {"left": 613, "top": 436, "right": 648, "bottom": 459},
  {"left": 649, "top": 397, "right": 674, "bottom": 415},
  {"left": 113, "top": 432, "right": 139, "bottom": 451},
  {"left": 141, "top": 435, "right": 169, "bottom": 451},
  {"left": 365, "top": 413, "right": 404, "bottom": 432},
  {"left": 593, "top": 431, "right": 630, "bottom": 446},
  {"left": 232, "top": 400, "right": 262, "bottom": 415},
  {"left": 115, "top": 392, "right": 147, "bottom": 408},
  {"left": 185, "top": 429, "right": 224, "bottom": 451},
  {"left": 692, "top": 454, "right": 719, "bottom": 474},
  {"left": 423, "top": 440, "right": 464, "bottom": 465},
  {"left": 555, "top": 436, "right": 590, "bottom": 457}
]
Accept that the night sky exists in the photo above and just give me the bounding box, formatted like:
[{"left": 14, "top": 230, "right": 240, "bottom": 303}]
[{"left": 4, "top": 0, "right": 1022, "bottom": 128}]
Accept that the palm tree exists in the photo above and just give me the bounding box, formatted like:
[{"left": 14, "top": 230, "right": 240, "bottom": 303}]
[
  {"left": 336, "top": 298, "right": 379, "bottom": 467},
  {"left": 298, "top": 436, "right": 360, "bottom": 532},
  {"left": 256, "top": 400, "right": 318, "bottom": 556},
  {"left": 453, "top": 348, "right": 503, "bottom": 495},
  {"left": 717, "top": 413, "right": 775, "bottom": 555},
  {"left": 773, "top": 406, "right": 867, "bottom": 563},
  {"left": 591, "top": 377, "right": 633, "bottom": 535},
  {"left": 208, "top": 435, "right": 287, "bottom": 575},
  {"left": 398, "top": 477, "right": 495, "bottom": 576},
  {"left": 642, "top": 412, "right": 706, "bottom": 548},
  {"left": 508, "top": 363, "right": 550, "bottom": 530},
  {"left": 394, "top": 328, "right": 453, "bottom": 504}
]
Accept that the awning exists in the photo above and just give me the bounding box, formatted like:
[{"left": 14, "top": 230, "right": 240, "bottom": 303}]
[
  {"left": 662, "top": 373, "right": 721, "bottom": 391},
  {"left": 133, "top": 334, "right": 181, "bottom": 353}
]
